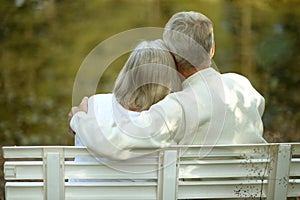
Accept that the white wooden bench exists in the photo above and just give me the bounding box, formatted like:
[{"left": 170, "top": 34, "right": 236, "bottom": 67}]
[{"left": 3, "top": 143, "right": 300, "bottom": 200}]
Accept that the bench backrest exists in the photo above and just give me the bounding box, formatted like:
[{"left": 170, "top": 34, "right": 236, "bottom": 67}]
[{"left": 3, "top": 143, "right": 300, "bottom": 200}]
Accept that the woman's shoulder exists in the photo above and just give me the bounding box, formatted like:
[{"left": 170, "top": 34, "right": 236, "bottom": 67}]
[
  {"left": 89, "top": 93, "right": 113, "bottom": 102},
  {"left": 87, "top": 93, "right": 113, "bottom": 113}
]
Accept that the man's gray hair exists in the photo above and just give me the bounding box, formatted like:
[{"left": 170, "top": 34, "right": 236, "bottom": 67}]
[
  {"left": 113, "top": 39, "right": 182, "bottom": 111},
  {"left": 163, "top": 11, "right": 214, "bottom": 69}
]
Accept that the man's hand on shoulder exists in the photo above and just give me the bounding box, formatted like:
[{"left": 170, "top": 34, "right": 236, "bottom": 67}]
[{"left": 68, "top": 97, "right": 89, "bottom": 135}]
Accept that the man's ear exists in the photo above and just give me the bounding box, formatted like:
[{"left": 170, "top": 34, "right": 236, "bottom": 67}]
[{"left": 210, "top": 41, "right": 215, "bottom": 59}]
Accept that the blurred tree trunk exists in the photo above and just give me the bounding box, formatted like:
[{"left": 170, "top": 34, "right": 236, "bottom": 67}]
[
  {"left": 148, "top": 0, "right": 161, "bottom": 25},
  {"left": 239, "top": 2, "right": 254, "bottom": 80}
]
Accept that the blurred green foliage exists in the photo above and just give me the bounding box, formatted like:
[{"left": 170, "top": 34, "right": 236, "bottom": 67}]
[
  {"left": 0, "top": 0, "right": 299, "bottom": 145},
  {"left": 0, "top": 0, "right": 300, "bottom": 198}
]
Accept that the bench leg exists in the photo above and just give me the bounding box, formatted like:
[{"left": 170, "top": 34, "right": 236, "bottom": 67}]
[{"left": 45, "top": 152, "right": 64, "bottom": 200}]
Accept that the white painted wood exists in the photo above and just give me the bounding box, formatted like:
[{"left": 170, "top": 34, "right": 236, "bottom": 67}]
[
  {"left": 161, "top": 150, "right": 177, "bottom": 200},
  {"left": 5, "top": 182, "right": 43, "bottom": 200},
  {"left": 3, "top": 144, "right": 300, "bottom": 200},
  {"left": 267, "top": 144, "right": 292, "bottom": 200},
  {"left": 178, "top": 180, "right": 268, "bottom": 199},
  {"left": 45, "top": 152, "right": 64, "bottom": 200}
]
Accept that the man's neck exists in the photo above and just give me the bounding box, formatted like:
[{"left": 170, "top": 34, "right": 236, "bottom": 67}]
[{"left": 179, "top": 65, "right": 210, "bottom": 79}]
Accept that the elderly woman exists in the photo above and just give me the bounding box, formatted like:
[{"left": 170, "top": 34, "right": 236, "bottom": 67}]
[
  {"left": 70, "top": 39, "right": 182, "bottom": 166},
  {"left": 113, "top": 39, "right": 182, "bottom": 112}
]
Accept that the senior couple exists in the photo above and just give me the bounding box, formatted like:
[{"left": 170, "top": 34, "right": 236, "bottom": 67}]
[{"left": 69, "top": 11, "right": 266, "bottom": 160}]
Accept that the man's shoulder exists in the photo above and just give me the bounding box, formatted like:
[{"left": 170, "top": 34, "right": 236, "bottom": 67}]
[
  {"left": 221, "top": 72, "right": 253, "bottom": 88},
  {"left": 221, "top": 72, "right": 265, "bottom": 105},
  {"left": 222, "top": 72, "right": 250, "bottom": 82}
]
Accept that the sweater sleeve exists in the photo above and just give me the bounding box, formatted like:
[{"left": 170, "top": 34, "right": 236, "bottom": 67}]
[
  {"left": 223, "top": 73, "right": 265, "bottom": 116},
  {"left": 70, "top": 94, "right": 184, "bottom": 160},
  {"left": 70, "top": 112, "right": 148, "bottom": 160}
]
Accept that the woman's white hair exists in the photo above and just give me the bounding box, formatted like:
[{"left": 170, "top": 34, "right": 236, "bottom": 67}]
[
  {"left": 163, "top": 11, "right": 214, "bottom": 69},
  {"left": 113, "top": 39, "right": 182, "bottom": 111}
]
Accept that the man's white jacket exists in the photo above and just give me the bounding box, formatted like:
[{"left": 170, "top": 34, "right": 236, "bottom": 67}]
[{"left": 71, "top": 68, "right": 266, "bottom": 160}]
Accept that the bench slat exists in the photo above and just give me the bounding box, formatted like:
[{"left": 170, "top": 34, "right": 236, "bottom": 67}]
[
  {"left": 5, "top": 182, "right": 157, "bottom": 200},
  {"left": 290, "top": 159, "right": 300, "bottom": 176},
  {"left": 2, "top": 146, "right": 82, "bottom": 158},
  {"left": 66, "top": 182, "right": 157, "bottom": 200},
  {"left": 178, "top": 180, "right": 267, "bottom": 199},
  {"left": 65, "top": 162, "right": 158, "bottom": 180},
  {"left": 178, "top": 145, "right": 272, "bottom": 159},
  {"left": 5, "top": 161, "right": 159, "bottom": 180},
  {"left": 179, "top": 160, "right": 270, "bottom": 179},
  {"left": 5, "top": 182, "right": 44, "bottom": 200},
  {"left": 2, "top": 146, "right": 158, "bottom": 159},
  {"left": 288, "top": 179, "right": 300, "bottom": 197},
  {"left": 4, "top": 161, "right": 43, "bottom": 180}
]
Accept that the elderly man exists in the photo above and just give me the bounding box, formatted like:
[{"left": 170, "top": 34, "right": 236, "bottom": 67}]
[{"left": 69, "top": 11, "right": 266, "bottom": 160}]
